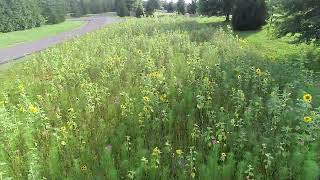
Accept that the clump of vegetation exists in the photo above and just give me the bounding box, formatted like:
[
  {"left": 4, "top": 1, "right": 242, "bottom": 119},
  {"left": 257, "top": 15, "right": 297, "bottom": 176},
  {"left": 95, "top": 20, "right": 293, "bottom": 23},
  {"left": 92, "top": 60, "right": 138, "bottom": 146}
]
[
  {"left": 0, "top": 0, "right": 45, "bottom": 32},
  {"left": 272, "top": 0, "right": 320, "bottom": 44},
  {"left": 232, "top": 0, "right": 267, "bottom": 30},
  {"left": 177, "top": 0, "right": 186, "bottom": 15},
  {"left": 0, "top": 17, "right": 319, "bottom": 179}
]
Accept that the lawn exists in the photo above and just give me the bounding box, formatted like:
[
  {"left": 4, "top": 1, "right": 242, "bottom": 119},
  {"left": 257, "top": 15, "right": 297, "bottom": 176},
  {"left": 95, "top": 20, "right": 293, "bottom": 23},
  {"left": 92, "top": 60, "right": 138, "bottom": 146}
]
[
  {"left": 0, "top": 16, "right": 319, "bottom": 179},
  {"left": 0, "top": 20, "right": 85, "bottom": 48}
]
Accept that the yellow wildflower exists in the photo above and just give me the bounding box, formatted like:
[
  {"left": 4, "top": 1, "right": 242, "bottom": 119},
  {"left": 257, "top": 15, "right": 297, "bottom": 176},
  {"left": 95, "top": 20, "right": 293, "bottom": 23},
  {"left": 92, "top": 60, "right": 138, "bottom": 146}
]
[
  {"left": 149, "top": 71, "right": 162, "bottom": 78},
  {"left": 60, "top": 126, "right": 67, "bottom": 132},
  {"left": 143, "top": 96, "right": 150, "bottom": 103},
  {"left": 81, "top": 165, "right": 87, "bottom": 171},
  {"left": 303, "top": 94, "right": 312, "bottom": 103},
  {"left": 176, "top": 149, "right": 183, "bottom": 156},
  {"left": 256, "top": 68, "right": 262, "bottom": 76},
  {"left": 152, "top": 147, "right": 161, "bottom": 156},
  {"left": 29, "top": 105, "right": 39, "bottom": 114},
  {"left": 159, "top": 94, "right": 167, "bottom": 102},
  {"left": 61, "top": 141, "right": 66, "bottom": 146},
  {"left": 304, "top": 116, "right": 313, "bottom": 123}
]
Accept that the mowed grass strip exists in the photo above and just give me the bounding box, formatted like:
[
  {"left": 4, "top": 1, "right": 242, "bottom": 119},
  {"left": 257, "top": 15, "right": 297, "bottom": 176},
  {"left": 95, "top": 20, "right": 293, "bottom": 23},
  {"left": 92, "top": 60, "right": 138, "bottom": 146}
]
[{"left": 0, "top": 20, "right": 85, "bottom": 48}]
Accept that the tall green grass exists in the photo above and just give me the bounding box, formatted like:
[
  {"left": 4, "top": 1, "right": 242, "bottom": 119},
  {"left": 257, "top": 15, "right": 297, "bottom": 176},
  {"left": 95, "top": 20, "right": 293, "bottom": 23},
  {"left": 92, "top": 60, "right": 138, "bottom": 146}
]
[{"left": 0, "top": 17, "right": 319, "bottom": 179}]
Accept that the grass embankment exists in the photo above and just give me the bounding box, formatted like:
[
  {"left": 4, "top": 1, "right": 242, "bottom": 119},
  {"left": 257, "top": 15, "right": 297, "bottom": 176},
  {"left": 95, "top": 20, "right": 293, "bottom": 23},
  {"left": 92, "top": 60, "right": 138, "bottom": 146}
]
[
  {"left": 0, "top": 20, "right": 85, "bottom": 48},
  {"left": 0, "top": 17, "right": 319, "bottom": 179}
]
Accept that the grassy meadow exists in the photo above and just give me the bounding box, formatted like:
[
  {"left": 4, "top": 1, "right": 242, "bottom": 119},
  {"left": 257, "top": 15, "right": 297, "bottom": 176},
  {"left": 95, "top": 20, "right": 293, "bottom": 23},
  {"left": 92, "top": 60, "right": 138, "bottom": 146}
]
[
  {"left": 0, "top": 16, "right": 319, "bottom": 179},
  {"left": 0, "top": 21, "right": 85, "bottom": 48}
]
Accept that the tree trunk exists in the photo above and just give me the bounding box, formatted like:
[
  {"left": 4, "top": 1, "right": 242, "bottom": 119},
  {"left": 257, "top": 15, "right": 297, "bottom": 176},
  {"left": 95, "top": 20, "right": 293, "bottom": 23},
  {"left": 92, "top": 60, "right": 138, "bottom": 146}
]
[{"left": 225, "top": 13, "right": 230, "bottom": 21}]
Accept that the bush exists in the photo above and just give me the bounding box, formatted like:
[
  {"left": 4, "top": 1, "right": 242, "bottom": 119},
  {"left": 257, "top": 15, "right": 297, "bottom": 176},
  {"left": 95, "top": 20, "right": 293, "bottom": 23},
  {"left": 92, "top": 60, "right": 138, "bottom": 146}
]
[
  {"left": 135, "top": 0, "right": 144, "bottom": 18},
  {"left": 177, "top": 0, "right": 186, "bottom": 15},
  {"left": 0, "top": 0, "right": 44, "bottom": 32},
  {"left": 116, "top": 0, "right": 129, "bottom": 17},
  {"left": 0, "top": 17, "right": 319, "bottom": 179},
  {"left": 232, "top": 0, "right": 267, "bottom": 30},
  {"left": 40, "top": 0, "right": 66, "bottom": 24}
]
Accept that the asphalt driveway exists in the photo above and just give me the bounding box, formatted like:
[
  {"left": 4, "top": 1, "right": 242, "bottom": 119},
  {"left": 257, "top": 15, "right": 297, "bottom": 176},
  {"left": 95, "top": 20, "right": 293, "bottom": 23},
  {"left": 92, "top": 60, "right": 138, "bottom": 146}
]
[{"left": 0, "top": 15, "right": 122, "bottom": 64}]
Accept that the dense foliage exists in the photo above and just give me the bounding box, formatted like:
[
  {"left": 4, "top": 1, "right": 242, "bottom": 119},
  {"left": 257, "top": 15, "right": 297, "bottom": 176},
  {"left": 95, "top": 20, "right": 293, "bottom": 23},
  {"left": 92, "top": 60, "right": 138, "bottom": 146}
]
[
  {"left": 273, "top": 0, "right": 320, "bottom": 44},
  {"left": 40, "top": 0, "right": 66, "bottom": 24},
  {"left": 146, "top": 0, "right": 160, "bottom": 16},
  {"left": 232, "top": 0, "right": 267, "bottom": 30},
  {"left": 177, "top": 0, "right": 186, "bottom": 15},
  {"left": 164, "top": 1, "right": 176, "bottom": 13},
  {"left": 0, "top": 0, "right": 44, "bottom": 32},
  {"left": 135, "top": 0, "right": 145, "bottom": 18},
  {"left": 0, "top": 17, "right": 319, "bottom": 179},
  {"left": 187, "top": 0, "right": 197, "bottom": 14}
]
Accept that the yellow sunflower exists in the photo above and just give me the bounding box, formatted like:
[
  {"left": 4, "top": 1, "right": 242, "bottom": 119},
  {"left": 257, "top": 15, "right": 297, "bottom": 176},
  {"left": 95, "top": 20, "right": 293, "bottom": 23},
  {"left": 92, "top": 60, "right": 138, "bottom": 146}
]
[
  {"left": 303, "top": 94, "right": 312, "bottom": 103},
  {"left": 304, "top": 116, "right": 313, "bottom": 123}
]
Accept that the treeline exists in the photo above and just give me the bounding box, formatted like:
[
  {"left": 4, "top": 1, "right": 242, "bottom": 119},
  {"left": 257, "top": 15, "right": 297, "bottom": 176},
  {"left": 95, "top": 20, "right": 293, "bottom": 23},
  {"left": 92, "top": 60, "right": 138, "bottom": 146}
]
[
  {"left": 162, "top": 0, "right": 319, "bottom": 43},
  {"left": 0, "top": 0, "right": 117, "bottom": 33}
]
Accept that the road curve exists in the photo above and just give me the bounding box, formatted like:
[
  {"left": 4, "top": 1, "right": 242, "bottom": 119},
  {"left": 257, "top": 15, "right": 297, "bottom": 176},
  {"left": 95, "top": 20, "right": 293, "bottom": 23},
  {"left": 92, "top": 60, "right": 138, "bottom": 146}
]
[{"left": 0, "top": 15, "right": 122, "bottom": 64}]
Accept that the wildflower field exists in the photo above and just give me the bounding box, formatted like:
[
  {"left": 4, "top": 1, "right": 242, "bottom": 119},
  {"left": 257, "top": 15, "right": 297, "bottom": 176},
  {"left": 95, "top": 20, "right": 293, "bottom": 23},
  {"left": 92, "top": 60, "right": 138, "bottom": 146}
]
[{"left": 0, "top": 17, "right": 319, "bottom": 179}]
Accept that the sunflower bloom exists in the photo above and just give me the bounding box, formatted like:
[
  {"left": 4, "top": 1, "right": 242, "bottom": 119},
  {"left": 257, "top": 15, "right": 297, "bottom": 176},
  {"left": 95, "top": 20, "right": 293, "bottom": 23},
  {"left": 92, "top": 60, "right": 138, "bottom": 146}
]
[
  {"left": 303, "top": 94, "right": 312, "bottom": 103},
  {"left": 143, "top": 96, "right": 150, "bottom": 103},
  {"left": 256, "top": 68, "right": 262, "bottom": 76},
  {"left": 304, "top": 116, "right": 313, "bottom": 123},
  {"left": 176, "top": 149, "right": 183, "bottom": 156},
  {"left": 29, "top": 105, "right": 39, "bottom": 114},
  {"left": 159, "top": 94, "right": 167, "bottom": 102},
  {"left": 81, "top": 165, "right": 87, "bottom": 171}
]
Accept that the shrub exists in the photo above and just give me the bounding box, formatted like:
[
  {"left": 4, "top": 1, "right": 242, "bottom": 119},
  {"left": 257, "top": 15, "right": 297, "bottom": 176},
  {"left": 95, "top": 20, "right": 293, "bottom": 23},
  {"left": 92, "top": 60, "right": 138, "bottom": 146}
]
[
  {"left": 40, "top": 0, "right": 66, "bottom": 24},
  {"left": 116, "top": 0, "right": 129, "bottom": 17},
  {"left": 232, "top": 0, "right": 267, "bottom": 30},
  {"left": 177, "top": 0, "right": 186, "bottom": 15},
  {"left": 273, "top": 0, "right": 320, "bottom": 44},
  {"left": 135, "top": 0, "right": 144, "bottom": 18},
  {"left": 0, "top": 0, "right": 44, "bottom": 32}
]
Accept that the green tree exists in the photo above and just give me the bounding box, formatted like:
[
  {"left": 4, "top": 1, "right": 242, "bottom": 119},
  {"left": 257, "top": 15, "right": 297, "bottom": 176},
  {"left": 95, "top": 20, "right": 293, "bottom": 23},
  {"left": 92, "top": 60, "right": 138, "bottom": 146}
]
[
  {"left": 274, "top": 0, "right": 320, "bottom": 43},
  {"left": 67, "top": 0, "right": 83, "bottom": 17},
  {"left": 177, "top": 0, "right": 186, "bottom": 15},
  {"left": 198, "top": 0, "right": 223, "bottom": 16},
  {"left": 146, "top": 0, "right": 160, "bottom": 16},
  {"left": 187, "top": 0, "right": 197, "bottom": 14},
  {"left": 40, "top": 0, "right": 66, "bottom": 24},
  {"left": 0, "top": 0, "right": 44, "bottom": 32},
  {"left": 165, "top": 1, "right": 175, "bottom": 13},
  {"left": 135, "top": 0, "right": 144, "bottom": 18},
  {"left": 231, "top": 0, "right": 267, "bottom": 30},
  {"left": 223, "top": 0, "right": 234, "bottom": 21},
  {"left": 116, "top": 0, "right": 129, "bottom": 17}
]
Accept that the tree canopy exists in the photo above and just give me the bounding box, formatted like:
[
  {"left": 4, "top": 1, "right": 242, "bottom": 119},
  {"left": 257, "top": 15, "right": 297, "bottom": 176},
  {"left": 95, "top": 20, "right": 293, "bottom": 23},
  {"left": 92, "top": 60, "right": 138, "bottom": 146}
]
[{"left": 273, "top": 0, "right": 320, "bottom": 44}]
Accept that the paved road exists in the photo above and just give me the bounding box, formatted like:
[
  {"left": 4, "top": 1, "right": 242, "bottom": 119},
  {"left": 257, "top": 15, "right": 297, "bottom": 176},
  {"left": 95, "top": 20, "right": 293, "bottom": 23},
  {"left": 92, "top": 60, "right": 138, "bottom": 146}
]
[{"left": 0, "top": 15, "right": 122, "bottom": 64}]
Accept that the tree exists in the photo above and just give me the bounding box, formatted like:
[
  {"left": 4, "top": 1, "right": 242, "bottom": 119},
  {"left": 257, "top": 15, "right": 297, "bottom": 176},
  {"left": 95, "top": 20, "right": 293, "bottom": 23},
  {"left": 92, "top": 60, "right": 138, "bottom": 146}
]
[
  {"left": 223, "top": 0, "right": 234, "bottom": 21},
  {"left": 67, "top": 0, "right": 83, "bottom": 17},
  {"left": 135, "top": 0, "right": 144, "bottom": 18},
  {"left": 187, "top": 0, "right": 197, "bottom": 14},
  {"left": 116, "top": 0, "right": 129, "bottom": 17},
  {"left": 0, "top": 0, "right": 44, "bottom": 32},
  {"left": 177, "top": 0, "right": 186, "bottom": 15},
  {"left": 40, "top": 0, "right": 66, "bottom": 24},
  {"left": 165, "top": 1, "right": 175, "bottom": 13},
  {"left": 231, "top": 0, "right": 267, "bottom": 30},
  {"left": 146, "top": 0, "right": 160, "bottom": 16},
  {"left": 274, "top": 0, "right": 320, "bottom": 43},
  {"left": 198, "top": 0, "right": 223, "bottom": 16}
]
